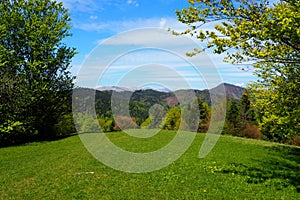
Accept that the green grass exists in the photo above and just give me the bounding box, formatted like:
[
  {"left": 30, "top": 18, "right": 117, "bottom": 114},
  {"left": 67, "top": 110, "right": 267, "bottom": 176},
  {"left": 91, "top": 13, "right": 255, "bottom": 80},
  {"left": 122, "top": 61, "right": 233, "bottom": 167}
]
[{"left": 0, "top": 130, "right": 299, "bottom": 199}]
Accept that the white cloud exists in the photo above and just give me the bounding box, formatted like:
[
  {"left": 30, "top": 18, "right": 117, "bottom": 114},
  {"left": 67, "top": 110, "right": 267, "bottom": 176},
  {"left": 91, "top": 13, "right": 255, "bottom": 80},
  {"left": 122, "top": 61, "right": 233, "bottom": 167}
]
[
  {"left": 234, "top": 83, "right": 245, "bottom": 87},
  {"left": 74, "top": 17, "right": 188, "bottom": 33},
  {"left": 74, "top": 22, "right": 106, "bottom": 32},
  {"left": 101, "top": 28, "right": 190, "bottom": 47},
  {"left": 89, "top": 15, "right": 98, "bottom": 20},
  {"left": 59, "top": 0, "right": 100, "bottom": 13},
  {"left": 60, "top": 0, "right": 140, "bottom": 13},
  {"left": 73, "top": 17, "right": 255, "bottom": 89},
  {"left": 79, "top": 49, "right": 223, "bottom": 90},
  {"left": 159, "top": 18, "right": 167, "bottom": 29},
  {"left": 127, "top": 0, "right": 139, "bottom": 7},
  {"left": 73, "top": 17, "right": 220, "bottom": 53}
]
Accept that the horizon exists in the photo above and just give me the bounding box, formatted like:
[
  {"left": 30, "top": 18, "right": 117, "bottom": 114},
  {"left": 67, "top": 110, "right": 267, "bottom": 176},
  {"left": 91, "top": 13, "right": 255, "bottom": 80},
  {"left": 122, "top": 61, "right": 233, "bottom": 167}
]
[{"left": 90, "top": 82, "right": 245, "bottom": 93}]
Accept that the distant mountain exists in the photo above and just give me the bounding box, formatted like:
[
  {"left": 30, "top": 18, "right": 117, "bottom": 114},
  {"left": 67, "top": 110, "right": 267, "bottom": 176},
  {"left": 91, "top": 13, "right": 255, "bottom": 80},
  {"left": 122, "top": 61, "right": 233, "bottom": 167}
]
[
  {"left": 73, "top": 83, "right": 246, "bottom": 125},
  {"left": 95, "top": 86, "right": 172, "bottom": 93},
  {"left": 93, "top": 83, "right": 245, "bottom": 106},
  {"left": 211, "top": 83, "right": 245, "bottom": 100},
  {"left": 95, "top": 83, "right": 244, "bottom": 98},
  {"left": 161, "top": 83, "right": 245, "bottom": 106},
  {"left": 95, "top": 86, "right": 142, "bottom": 92}
]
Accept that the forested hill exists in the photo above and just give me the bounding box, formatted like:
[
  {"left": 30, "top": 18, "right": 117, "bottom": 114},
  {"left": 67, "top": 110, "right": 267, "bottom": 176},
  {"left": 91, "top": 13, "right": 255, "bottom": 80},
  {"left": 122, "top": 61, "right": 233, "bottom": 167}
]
[
  {"left": 94, "top": 82, "right": 245, "bottom": 106},
  {"left": 73, "top": 84, "right": 245, "bottom": 132},
  {"left": 73, "top": 83, "right": 244, "bottom": 124}
]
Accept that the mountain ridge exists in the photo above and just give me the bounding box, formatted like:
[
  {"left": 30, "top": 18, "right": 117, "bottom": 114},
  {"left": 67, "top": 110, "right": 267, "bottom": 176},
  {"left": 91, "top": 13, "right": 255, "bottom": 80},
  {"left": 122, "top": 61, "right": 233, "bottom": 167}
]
[
  {"left": 73, "top": 83, "right": 245, "bottom": 125},
  {"left": 95, "top": 83, "right": 245, "bottom": 101},
  {"left": 95, "top": 82, "right": 244, "bottom": 95}
]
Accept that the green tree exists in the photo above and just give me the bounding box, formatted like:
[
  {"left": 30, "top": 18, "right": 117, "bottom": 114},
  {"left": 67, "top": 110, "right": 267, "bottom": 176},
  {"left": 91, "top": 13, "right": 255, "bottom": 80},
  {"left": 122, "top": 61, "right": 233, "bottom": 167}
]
[
  {"left": 181, "top": 97, "right": 199, "bottom": 132},
  {"left": 162, "top": 107, "right": 181, "bottom": 130},
  {"left": 0, "top": 0, "right": 76, "bottom": 143},
  {"left": 198, "top": 101, "right": 211, "bottom": 132},
  {"left": 129, "top": 101, "right": 150, "bottom": 125},
  {"left": 227, "top": 99, "right": 239, "bottom": 127},
  {"left": 147, "top": 104, "right": 166, "bottom": 129},
  {"left": 0, "top": 70, "right": 27, "bottom": 145},
  {"left": 174, "top": 0, "right": 299, "bottom": 143},
  {"left": 251, "top": 76, "right": 299, "bottom": 142},
  {"left": 224, "top": 98, "right": 239, "bottom": 135},
  {"left": 238, "top": 90, "right": 256, "bottom": 126}
]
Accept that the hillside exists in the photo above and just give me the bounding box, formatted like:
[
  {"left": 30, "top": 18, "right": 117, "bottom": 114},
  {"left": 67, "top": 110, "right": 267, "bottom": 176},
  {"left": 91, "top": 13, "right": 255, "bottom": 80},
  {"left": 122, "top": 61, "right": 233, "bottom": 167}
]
[
  {"left": 95, "top": 82, "right": 245, "bottom": 105},
  {"left": 0, "top": 131, "right": 299, "bottom": 199},
  {"left": 73, "top": 83, "right": 245, "bottom": 125}
]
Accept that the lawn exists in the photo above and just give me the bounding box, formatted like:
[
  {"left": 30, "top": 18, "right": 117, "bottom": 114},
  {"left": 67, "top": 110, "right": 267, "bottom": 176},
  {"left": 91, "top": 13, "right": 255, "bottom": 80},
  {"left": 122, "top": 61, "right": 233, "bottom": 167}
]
[{"left": 0, "top": 130, "right": 299, "bottom": 199}]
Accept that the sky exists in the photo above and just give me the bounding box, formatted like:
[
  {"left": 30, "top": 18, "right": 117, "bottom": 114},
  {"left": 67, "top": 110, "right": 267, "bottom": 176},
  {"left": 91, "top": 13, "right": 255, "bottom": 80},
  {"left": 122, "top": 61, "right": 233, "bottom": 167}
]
[{"left": 61, "top": 0, "right": 257, "bottom": 90}]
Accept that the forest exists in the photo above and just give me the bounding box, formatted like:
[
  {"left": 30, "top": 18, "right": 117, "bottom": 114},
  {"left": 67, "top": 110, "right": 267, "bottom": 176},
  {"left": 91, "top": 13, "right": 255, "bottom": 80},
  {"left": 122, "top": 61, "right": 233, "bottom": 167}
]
[{"left": 72, "top": 83, "right": 292, "bottom": 144}]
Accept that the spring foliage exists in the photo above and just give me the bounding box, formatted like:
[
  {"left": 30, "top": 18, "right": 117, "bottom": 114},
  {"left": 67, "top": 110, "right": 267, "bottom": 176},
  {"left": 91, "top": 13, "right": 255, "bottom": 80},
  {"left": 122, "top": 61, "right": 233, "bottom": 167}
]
[
  {"left": 0, "top": 0, "right": 76, "bottom": 145},
  {"left": 174, "top": 0, "right": 299, "bottom": 142}
]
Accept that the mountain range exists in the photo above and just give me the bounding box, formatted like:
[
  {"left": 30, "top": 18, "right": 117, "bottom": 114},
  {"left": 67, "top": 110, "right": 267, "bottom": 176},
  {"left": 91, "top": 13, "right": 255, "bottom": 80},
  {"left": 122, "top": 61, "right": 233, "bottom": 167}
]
[
  {"left": 73, "top": 83, "right": 245, "bottom": 125},
  {"left": 94, "top": 83, "right": 245, "bottom": 105},
  {"left": 95, "top": 85, "right": 173, "bottom": 93}
]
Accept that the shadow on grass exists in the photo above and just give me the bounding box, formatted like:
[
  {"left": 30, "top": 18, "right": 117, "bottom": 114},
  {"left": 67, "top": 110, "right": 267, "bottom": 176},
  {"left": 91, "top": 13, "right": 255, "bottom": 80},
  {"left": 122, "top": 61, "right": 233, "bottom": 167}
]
[
  {"left": 35, "top": 133, "right": 78, "bottom": 142},
  {"left": 0, "top": 133, "right": 78, "bottom": 148},
  {"left": 221, "top": 145, "right": 300, "bottom": 191}
]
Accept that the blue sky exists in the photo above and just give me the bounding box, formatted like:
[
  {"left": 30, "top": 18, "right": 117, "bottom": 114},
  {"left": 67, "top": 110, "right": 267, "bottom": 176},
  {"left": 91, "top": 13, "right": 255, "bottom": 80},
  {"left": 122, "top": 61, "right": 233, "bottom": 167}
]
[{"left": 61, "top": 0, "right": 256, "bottom": 90}]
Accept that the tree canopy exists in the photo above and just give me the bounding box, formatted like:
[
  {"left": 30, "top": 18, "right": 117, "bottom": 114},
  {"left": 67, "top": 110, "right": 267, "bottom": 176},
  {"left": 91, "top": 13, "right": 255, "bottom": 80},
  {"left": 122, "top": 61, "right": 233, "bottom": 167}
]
[
  {"left": 0, "top": 0, "right": 76, "bottom": 145},
  {"left": 174, "top": 0, "right": 299, "bottom": 143}
]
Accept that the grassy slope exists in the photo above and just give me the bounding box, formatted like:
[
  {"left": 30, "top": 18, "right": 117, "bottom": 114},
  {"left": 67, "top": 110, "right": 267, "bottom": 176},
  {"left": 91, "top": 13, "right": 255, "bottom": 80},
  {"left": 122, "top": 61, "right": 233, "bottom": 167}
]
[{"left": 0, "top": 130, "right": 299, "bottom": 199}]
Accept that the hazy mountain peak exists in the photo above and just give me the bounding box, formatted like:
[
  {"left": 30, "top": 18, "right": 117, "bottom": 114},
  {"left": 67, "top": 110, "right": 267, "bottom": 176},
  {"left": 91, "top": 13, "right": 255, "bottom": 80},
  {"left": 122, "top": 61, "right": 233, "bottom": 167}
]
[
  {"left": 95, "top": 83, "right": 245, "bottom": 99},
  {"left": 95, "top": 86, "right": 172, "bottom": 93}
]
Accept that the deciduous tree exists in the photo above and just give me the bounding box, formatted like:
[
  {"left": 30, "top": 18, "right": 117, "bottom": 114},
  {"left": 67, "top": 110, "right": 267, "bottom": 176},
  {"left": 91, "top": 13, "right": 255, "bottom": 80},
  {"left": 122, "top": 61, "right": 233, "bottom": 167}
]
[
  {"left": 174, "top": 0, "right": 299, "bottom": 142},
  {"left": 0, "top": 0, "right": 76, "bottom": 144}
]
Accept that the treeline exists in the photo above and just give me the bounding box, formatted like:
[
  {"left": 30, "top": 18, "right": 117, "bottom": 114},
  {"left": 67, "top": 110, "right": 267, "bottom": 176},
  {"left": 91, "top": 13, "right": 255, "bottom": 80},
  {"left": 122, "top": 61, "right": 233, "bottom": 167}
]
[
  {"left": 73, "top": 88, "right": 253, "bottom": 138},
  {"left": 74, "top": 87, "right": 299, "bottom": 146},
  {"left": 74, "top": 91, "right": 211, "bottom": 133},
  {"left": 223, "top": 91, "right": 259, "bottom": 139}
]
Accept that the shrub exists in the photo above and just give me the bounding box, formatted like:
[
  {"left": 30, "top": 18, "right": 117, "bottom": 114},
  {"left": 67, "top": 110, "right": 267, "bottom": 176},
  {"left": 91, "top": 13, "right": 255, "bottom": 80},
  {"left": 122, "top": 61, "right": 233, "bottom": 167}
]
[
  {"left": 141, "top": 117, "right": 151, "bottom": 129},
  {"left": 54, "top": 114, "right": 76, "bottom": 136},
  {"left": 222, "top": 121, "right": 238, "bottom": 136},
  {"left": 113, "top": 116, "right": 137, "bottom": 131},
  {"left": 74, "top": 113, "right": 99, "bottom": 133},
  {"left": 292, "top": 136, "right": 300, "bottom": 146},
  {"left": 98, "top": 118, "right": 114, "bottom": 132},
  {"left": 198, "top": 120, "right": 210, "bottom": 133},
  {"left": 0, "top": 121, "right": 29, "bottom": 146},
  {"left": 241, "top": 123, "right": 261, "bottom": 140},
  {"left": 162, "top": 107, "right": 181, "bottom": 130}
]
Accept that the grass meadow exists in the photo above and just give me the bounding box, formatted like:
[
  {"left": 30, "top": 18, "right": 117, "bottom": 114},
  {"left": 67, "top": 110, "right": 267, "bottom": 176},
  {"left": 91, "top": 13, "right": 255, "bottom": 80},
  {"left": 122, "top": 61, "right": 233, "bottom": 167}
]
[{"left": 0, "top": 130, "right": 299, "bottom": 199}]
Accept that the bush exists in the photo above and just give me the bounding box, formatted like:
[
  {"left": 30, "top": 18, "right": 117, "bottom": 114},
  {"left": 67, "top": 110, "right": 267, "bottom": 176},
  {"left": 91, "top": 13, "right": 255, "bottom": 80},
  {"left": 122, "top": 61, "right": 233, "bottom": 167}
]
[
  {"left": 54, "top": 114, "right": 76, "bottom": 136},
  {"left": 141, "top": 117, "right": 151, "bottom": 129},
  {"left": 113, "top": 116, "right": 137, "bottom": 131},
  {"left": 292, "top": 136, "right": 300, "bottom": 146},
  {"left": 241, "top": 123, "right": 261, "bottom": 140},
  {"left": 0, "top": 121, "right": 29, "bottom": 146},
  {"left": 162, "top": 107, "right": 181, "bottom": 130},
  {"left": 222, "top": 121, "right": 238, "bottom": 136},
  {"left": 198, "top": 120, "right": 210, "bottom": 133},
  {"left": 74, "top": 113, "right": 99, "bottom": 133},
  {"left": 98, "top": 118, "right": 114, "bottom": 132}
]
